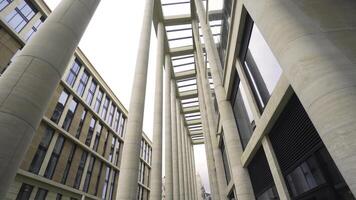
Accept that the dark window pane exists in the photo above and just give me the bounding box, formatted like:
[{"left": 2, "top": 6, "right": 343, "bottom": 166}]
[
  {"left": 73, "top": 151, "right": 88, "bottom": 189},
  {"left": 61, "top": 144, "right": 76, "bottom": 184},
  {"left": 93, "top": 123, "right": 102, "bottom": 151},
  {"left": 76, "top": 70, "right": 89, "bottom": 96},
  {"left": 85, "top": 118, "right": 96, "bottom": 146},
  {"left": 51, "top": 90, "right": 69, "bottom": 124},
  {"left": 76, "top": 109, "right": 87, "bottom": 138},
  {"left": 5, "top": 0, "right": 37, "bottom": 33},
  {"left": 86, "top": 80, "right": 97, "bottom": 105},
  {"left": 62, "top": 99, "right": 78, "bottom": 131},
  {"left": 29, "top": 126, "right": 54, "bottom": 174},
  {"left": 94, "top": 90, "right": 103, "bottom": 113},
  {"left": 66, "top": 59, "right": 81, "bottom": 87},
  {"left": 16, "top": 184, "right": 33, "bottom": 200},
  {"left": 44, "top": 135, "right": 65, "bottom": 179},
  {"left": 34, "top": 188, "right": 48, "bottom": 200}
]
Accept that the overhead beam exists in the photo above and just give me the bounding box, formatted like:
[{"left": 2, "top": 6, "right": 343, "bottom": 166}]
[
  {"left": 179, "top": 89, "right": 198, "bottom": 100},
  {"left": 187, "top": 119, "right": 202, "bottom": 126},
  {"left": 164, "top": 10, "right": 223, "bottom": 26},
  {"left": 182, "top": 105, "right": 200, "bottom": 114}
]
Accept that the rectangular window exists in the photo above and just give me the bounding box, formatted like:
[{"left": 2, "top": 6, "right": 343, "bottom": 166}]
[
  {"left": 0, "top": 0, "right": 13, "bottom": 11},
  {"left": 66, "top": 59, "right": 81, "bottom": 87},
  {"left": 220, "top": 137, "right": 231, "bottom": 184},
  {"left": 86, "top": 80, "right": 97, "bottom": 105},
  {"left": 113, "top": 110, "right": 121, "bottom": 132},
  {"left": 115, "top": 141, "right": 121, "bottom": 166},
  {"left": 93, "top": 89, "right": 103, "bottom": 113},
  {"left": 102, "top": 166, "right": 111, "bottom": 199},
  {"left": 101, "top": 97, "right": 110, "bottom": 119},
  {"left": 5, "top": 0, "right": 37, "bottom": 33},
  {"left": 34, "top": 188, "right": 48, "bottom": 200},
  {"left": 92, "top": 123, "right": 102, "bottom": 151},
  {"left": 76, "top": 70, "right": 89, "bottom": 97},
  {"left": 94, "top": 162, "right": 103, "bottom": 195},
  {"left": 109, "top": 137, "right": 116, "bottom": 162},
  {"left": 118, "top": 116, "right": 126, "bottom": 137},
  {"left": 231, "top": 73, "right": 255, "bottom": 149},
  {"left": 51, "top": 90, "right": 69, "bottom": 124},
  {"left": 62, "top": 99, "right": 78, "bottom": 131},
  {"left": 29, "top": 126, "right": 54, "bottom": 174},
  {"left": 75, "top": 109, "right": 87, "bottom": 138},
  {"left": 73, "top": 151, "right": 88, "bottom": 189},
  {"left": 239, "top": 13, "right": 282, "bottom": 111},
  {"left": 85, "top": 117, "right": 96, "bottom": 146},
  {"left": 44, "top": 135, "right": 65, "bottom": 179},
  {"left": 24, "top": 16, "right": 44, "bottom": 41},
  {"left": 61, "top": 144, "right": 76, "bottom": 184},
  {"left": 16, "top": 183, "right": 33, "bottom": 200},
  {"left": 107, "top": 105, "right": 115, "bottom": 126},
  {"left": 108, "top": 171, "right": 117, "bottom": 200},
  {"left": 83, "top": 156, "right": 95, "bottom": 192},
  {"left": 102, "top": 131, "right": 109, "bottom": 156}
]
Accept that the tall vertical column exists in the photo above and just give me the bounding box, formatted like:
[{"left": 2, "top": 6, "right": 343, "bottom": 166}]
[
  {"left": 116, "top": 0, "right": 154, "bottom": 198},
  {"left": 187, "top": 139, "right": 195, "bottom": 200},
  {"left": 192, "top": 20, "right": 227, "bottom": 199},
  {"left": 182, "top": 125, "right": 190, "bottom": 199},
  {"left": 195, "top": 58, "right": 220, "bottom": 200},
  {"left": 193, "top": 0, "right": 255, "bottom": 199},
  {"left": 171, "top": 81, "right": 180, "bottom": 199},
  {"left": 164, "top": 55, "right": 173, "bottom": 200},
  {"left": 177, "top": 100, "right": 185, "bottom": 199},
  {"left": 185, "top": 130, "right": 193, "bottom": 200},
  {"left": 150, "top": 22, "right": 165, "bottom": 200},
  {"left": 0, "top": 0, "right": 100, "bottom": 198}
]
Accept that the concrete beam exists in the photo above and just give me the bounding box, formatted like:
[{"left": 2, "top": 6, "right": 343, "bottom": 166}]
[
  {"left": 179, "top": 89, "right": 198, "bottom": 100},
  {"left": 182, "top": 105, "right": 200, "bottom": 114},
  {"left": 187, "top": 119, "right": 202, "bottom": 126},
  {"left": 164, "top": 10, "right": 223, "bottom": 26}
]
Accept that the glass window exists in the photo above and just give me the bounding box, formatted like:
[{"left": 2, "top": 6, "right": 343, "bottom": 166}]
[
  {"left": 231, "top": 74, "right": 255, "bottom": 149},
  {"left": 102, "top": 131, "right": 109, "bottom": 156},
  {"left": 76, "top": 70, "right": 89, "bottom": 97},
  {"left": 220, "top": 137, "right": 231, "bottom": 184},
  {"left": 92, "top": 123, "right": 102, "bottom": 151},
  {"left": 61, "top": 144, "right": 76, "bottom": 184},
  {"left": 62, "top": 99, "right": 78, "bottom": 131},
  {"left": 102, "top": 166, "right": 111, "bottom": 199},
  {"left": 29, "top": 126, "right": 54, "bottom": 174},
  {"left": 113, "top": 110, "right": 121, "bottom": 132},
  {"left": 5, "top": 0, "right": 37, "bottom": 33},
  {"left": 16, "top": 183, "right": 33, "bottom": 200},
  {"left": 108, "top": 171, "right": 117, "bottom": 200},
  {"left": 114, "top": 141, "right": 121, "bottom": 166},
  {"left": 94, "top": 89, "right": 103, "bottom": 113},
  {"left": 44, "top": 135, "right": 65, "bottom": 179},
  {"left": 85, "top": 117, "right": 96, "bottom": 146},
  {"left": 239, "top": 14, "right": 282, "bottom": 111},
  {"left": 109, "top": 137, "right": 116, "bottom": 162},
  {"left": 56, "top": 194, "right": 62, "bottom": 200},
  {"left": 73, "top": 151, "right": 88, "bottom": 189},
  {"left": 94, "top": 162, "right": 103, "bottom": 195},
  {"left": 286, "top": 156, "right": 326, "bottom": 197},
  {"left": 83, "top": 156, "right": 95, "bottom": 192},
  {"left": 66, "top": 59, "right": 81, "bottom": 87},
  {"left": 257, "top": 186, "right": 279, "bottom": 200},
  {"left": 51, "top": 90, "right": 69, "bottom": 124},
  {"left": 101, "top": 97, "right": 110, "bottom": 119},
  {"left": 34, "top": 188, "right": 48, "bottom": 200},
  {"left": 75, "top": 109, "right": 87, "bottom": 138},
  {"left": 107, "top": 105, "right": 115, "bottom": 126},
  {"left": 118, "top": 116, "right": 126, "bottom": 137},
  {"left": 86, "top": 80, "right": 97, "bottom": 105},
  {"left": 0, "top": 0, "right": 12, "bottom": 11},
  {"left": 24, "top": 16, "right": 44, "bottom": 41}
]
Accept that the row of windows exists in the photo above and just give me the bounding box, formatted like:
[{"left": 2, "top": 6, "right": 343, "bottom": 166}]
[
  {"left": 140, "top": 139, "right": 152, "bottom": 164},
  {"left": 25, "top": 124, "right": 120, "bottom": 199},
  {"left": 137, "top": 185, "right": 150, "bottom": 200},
  {"left": 65, "top": 59, "right": 126, "bottom": 138},
  {"left": 1, "top": 0, "right": 45, "bottom": 40},
  {"left": 50, "top": 89, "right": 124, "bottom": 165},
  {"left": 16, "top": 183, "right": 81, "bottom": 200},
  {"left": 138, "top": 160, "right": 150, "bottom": 186}
]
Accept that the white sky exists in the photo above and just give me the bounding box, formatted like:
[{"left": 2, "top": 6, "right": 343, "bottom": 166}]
[{"left": 45, "top": 0, "right": 214, "bottom": 193}]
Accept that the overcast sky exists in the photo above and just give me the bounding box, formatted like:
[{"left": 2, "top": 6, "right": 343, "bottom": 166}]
[{"left": 45, "top": 0, "right": 213, "bottom": 193}]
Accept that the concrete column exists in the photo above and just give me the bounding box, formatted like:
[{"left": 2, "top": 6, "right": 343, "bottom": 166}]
[
  {"left": 262, "top": 137, "right": 291, "bottom": 200},
  {"left": 193, "top": 0, "right": 255, "bottom": 199},
  {"left": 164, "top": 55, "right": 173, "bottom": 200},
  {"left": 192, "top": 20, "right": 227, "bottom": 199},
  {"left": 244, "top": 0, "right": 356, "bottom": 195},
  {"left": 195, "top": 60, "right": 220, "bottom": 200},
  {"left": 187, "top": 139, "right": 195, "bottom": 200},
  {"left": 176, "top": 101, "right": 185, "bottom": 199},
  {"left": 185, "top": 129, "right": 193, "bottom": 200},
  {"left": 116, "top": 0, "right": 154, "bottom": 198},
  {"left": 182, "top": 124, "right": 189, "bottom": 199},
  {"left": 0, "top": 0, "right": 100, "bottom": 198},
  {"left": 171, "top": 81, "right": 180, "bottom": 199},
  {"left": 150, "top": 22, "right": 165, "bottom": 200}
]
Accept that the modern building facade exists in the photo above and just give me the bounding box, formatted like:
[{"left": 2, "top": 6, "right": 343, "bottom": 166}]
[
  {"left": 0, "top": 0, "right": 152, "bottom": 199},
  {"left": 1, "top": 0, "right": 356, "bottom": 200}
]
